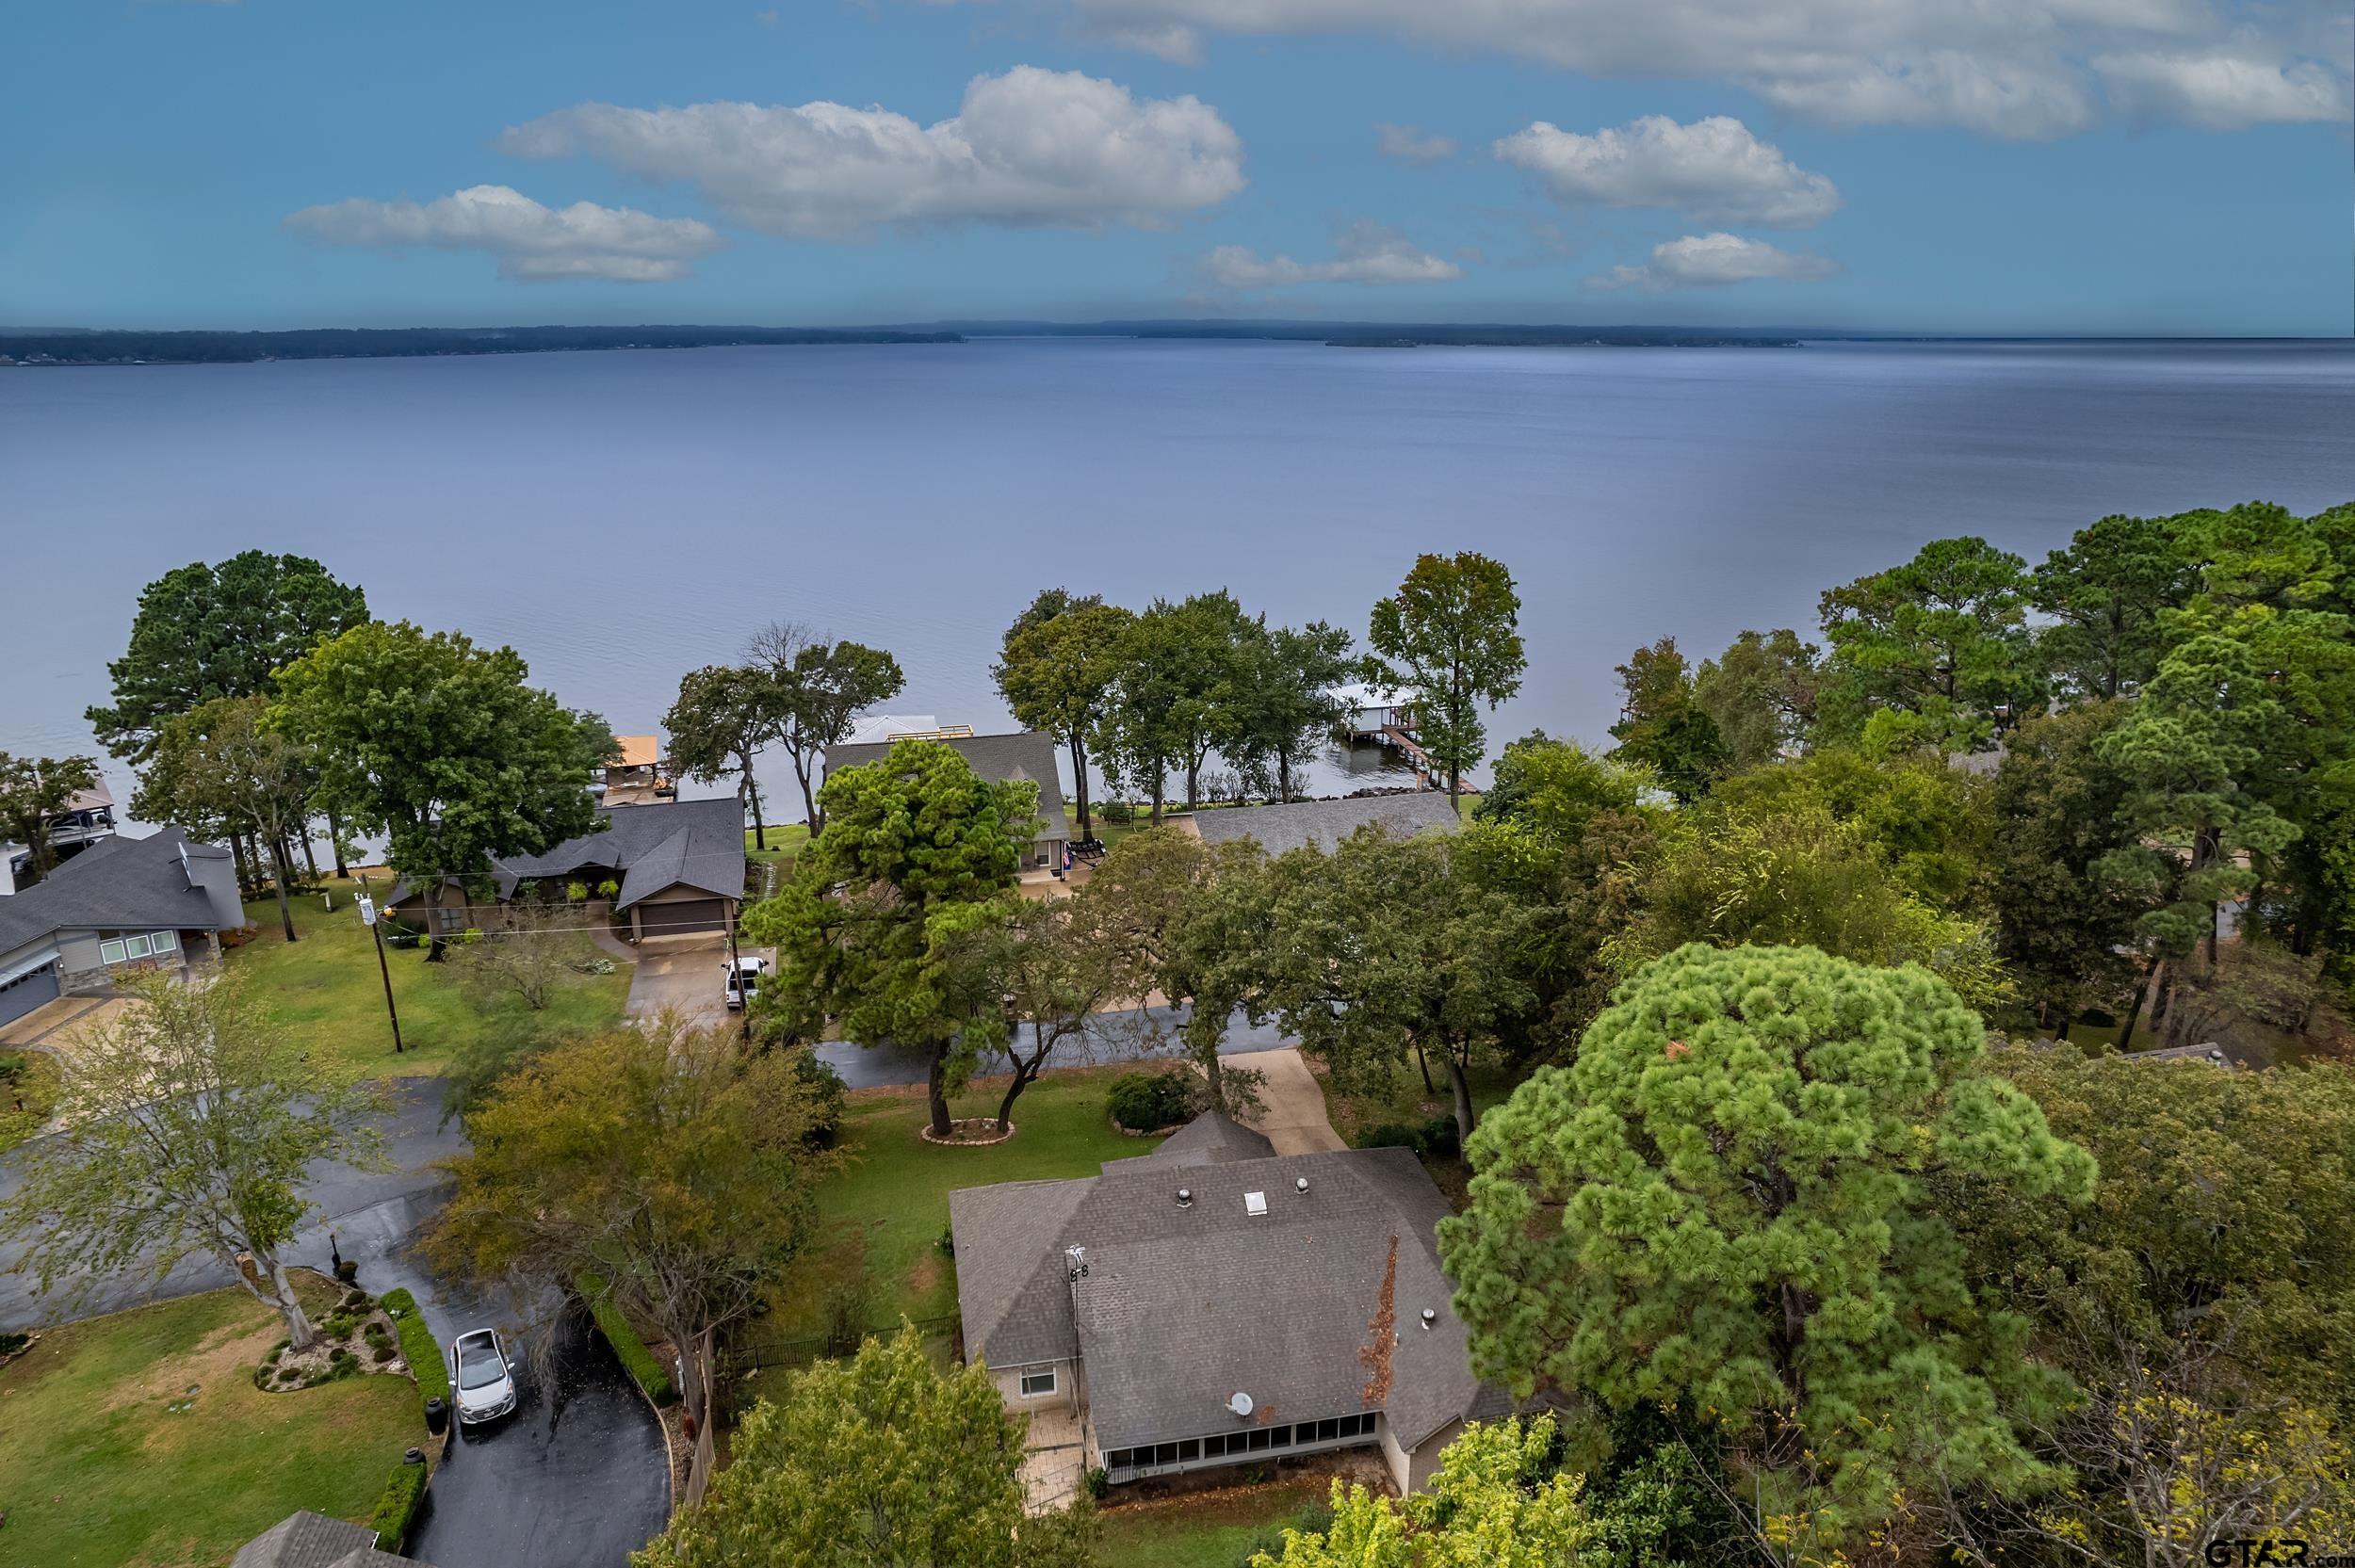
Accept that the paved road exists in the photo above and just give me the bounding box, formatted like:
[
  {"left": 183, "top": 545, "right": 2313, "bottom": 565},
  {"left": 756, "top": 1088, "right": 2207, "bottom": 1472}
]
[
  {"left": 815, "top": 1003, "right": 1295, "bottom": 1090},
  {"left": 0, "top": 1078, "right": 670, "bottom": 1568}
]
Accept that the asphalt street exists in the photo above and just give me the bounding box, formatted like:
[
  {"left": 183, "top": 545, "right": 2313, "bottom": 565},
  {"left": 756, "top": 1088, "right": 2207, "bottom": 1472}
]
[
  {"left": 815, "top": 1002, "right": 1294, "bottom": 1089},
  {"left": 0, "top": 1077, "right": 671, "bottom": 1568}
]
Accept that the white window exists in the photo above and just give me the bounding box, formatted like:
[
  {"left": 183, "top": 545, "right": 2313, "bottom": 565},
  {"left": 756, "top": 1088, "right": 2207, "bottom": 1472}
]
[
  {"left": 1019, "top": 1366, "right": 1057, "bottom": 1397},
  {"left": 99, "top": 939, "right": 126, "bottom": 964},
  {"left": 152, "top": 929, "right": 179, "bottom": 953},
  {"left": 124, "top": 934, "right": 154, "bottom": 960}
]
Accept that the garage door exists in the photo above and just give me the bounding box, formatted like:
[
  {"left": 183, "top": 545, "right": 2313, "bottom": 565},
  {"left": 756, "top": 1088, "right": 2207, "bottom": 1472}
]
[
  {"left": 638, "top": 898, "right": 727, "bottom": 937},
  {"left": 0, "top": 959, "right": 61, "bottom": 1028}
]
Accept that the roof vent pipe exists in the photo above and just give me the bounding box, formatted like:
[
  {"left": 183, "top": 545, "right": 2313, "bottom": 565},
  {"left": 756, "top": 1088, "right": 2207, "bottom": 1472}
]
[
  {"left": 1176, "top": 1188, "right": 1193, "bottom": 1208},
  {"left": 1295, "top": 1177, "right": 1309, "bottom": 1194},
  {"left": 1420, "top": 1308, "right": 1437, "bottom": 1330}
]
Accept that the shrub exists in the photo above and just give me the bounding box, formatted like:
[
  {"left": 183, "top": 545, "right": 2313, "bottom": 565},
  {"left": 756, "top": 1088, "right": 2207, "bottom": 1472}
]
[
  {"left": 1107, "top": 1068, "right": 1200, "bottom": 1132},
  {"left": 0, "top": 1051, "right": 26, "bottom": 1080},
  {"left": 1417, "top": 1114, "right": 1461, "bottom": 1158},
  {"left": 381, "top": 1290, "right": 448, "bottom": 1413},
  {"left": 370, "top": 1459, "right": 429, "bottom": 1550},
  {"left": 565, "top": 881, "right": 589, "bottom": 903},
  {"left": 321, "top": 1312, "right": 357, "bottom": 1340},
  {"left": 1099, "top": 800, "right": 1134, "bottom": 825},
  {"left": 936, "top": 1223, "right": 956, "bottom": 1258},
  {"left": 1357, "top": 1122, "right": 1425, "bottom": 1153},
  {"left": 373, "top": 1345, "right": 398, "bottom": 1364},
  {"left": 0, "top": 1330, "right": 31, "bottom": 1356},
  {"left": 343, "top": 1289, "right": 371, "bottom": 1310},
  {"left": 793, "top": 1050, "right": 846, "bottom": 1148},
  {"left": 596, "top": 878, "right": 620, "bottom": 899},
  {"left": 577, "top": 1273, "right": 676, "bottom": 1406},
  {"left": 1083, "top": 1465, "right": 1110, "bottom": 1501}
]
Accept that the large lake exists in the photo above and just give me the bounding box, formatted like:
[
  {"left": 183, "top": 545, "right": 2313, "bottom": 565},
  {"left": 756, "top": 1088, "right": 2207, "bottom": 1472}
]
[{"left": 5, "top": 337, "right": 2351, "bottom": 812}]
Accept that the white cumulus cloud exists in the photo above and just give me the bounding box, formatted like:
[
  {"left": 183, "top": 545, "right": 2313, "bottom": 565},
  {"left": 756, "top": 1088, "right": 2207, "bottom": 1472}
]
[
  {"left": 2094, "top": 48, "right": 2349, "bottom": 127},
  {"left": 1004, "top": 0, "right": 2351, "bottom": 138},
  {"left": 1494, "top": 114, "right": 1841, "bottom": 227},
  {"left": 1200, "top": 221, "right": 1463, "bottom": 288},
  {"left": 1585, "top": 232, "right": 1841, "bottom": 290},
  {"left": 284, "top": 185, "right": 723, "bottom": 283},
  {"left": 1375, "top": 122, "right": 1457, "bottom": 163},
  {"left": 498, "top": 66, "right": 1245, "bottom": 239}
]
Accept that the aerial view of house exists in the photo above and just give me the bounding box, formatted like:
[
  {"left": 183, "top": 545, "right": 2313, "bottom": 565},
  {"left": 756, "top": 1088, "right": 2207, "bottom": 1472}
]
[
  {"left": 824, "top": 729, "right": 1071, "bottom": 872},
  {"left": 384, "top": 794, "right": 746, "bottom": 940},
  {"left": 0, "top": 827, "right": 243, "bottom": 1027},
  {"left": 950, "top": 1110, "right": 1506, "bottom": 1502}
]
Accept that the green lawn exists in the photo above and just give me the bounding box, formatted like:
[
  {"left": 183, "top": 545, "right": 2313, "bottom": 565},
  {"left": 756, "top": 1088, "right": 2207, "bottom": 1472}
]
[
  {"left": 756, "top": 1066, "right": 1165, "bottom": 1343},
  {"left": 744, "top": 823, "right": 809, "bottom": 875},
  {"left": 1093, "top": 1477, "right": 1336, "bottom": 1568},
  {"left": 1311, "top": 1058, "right": 1521, "bottom": 1207},
  {"left": 0, "top": 1279, "right": 420, "bottom": 1568},
  {"left": 223, "top": 881, "right": 630, "bottom": 1082},
  {"left": 1, "top": 1047, "right": 62, "bottom": 1152}
]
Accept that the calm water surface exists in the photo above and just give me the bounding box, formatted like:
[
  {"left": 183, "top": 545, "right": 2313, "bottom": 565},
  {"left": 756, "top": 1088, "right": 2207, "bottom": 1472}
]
[{"left": 4, "top": 337, "right": 2350, "bottom": 810}]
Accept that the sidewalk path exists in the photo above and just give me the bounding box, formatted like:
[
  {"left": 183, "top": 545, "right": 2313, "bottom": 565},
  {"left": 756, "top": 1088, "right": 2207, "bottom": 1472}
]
[{"left": 1226, "top": 1047, "right": 1346, "bottom": 1155}]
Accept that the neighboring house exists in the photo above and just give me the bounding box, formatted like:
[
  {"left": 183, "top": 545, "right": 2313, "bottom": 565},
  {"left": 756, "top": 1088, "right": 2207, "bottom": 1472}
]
[
  {"left": 824, "top": 729, "right": 1070, "bottom": 872},
  {"left": 384, "top": 795, "right": 746, "bottom": 941},
  {"left": 949, "top": 1111, "right": 1507, "bottom": 1495},
  {"left": 842, "top": 713, "right": 944, "bottom": 745},
  {"left": 1186, "top": 792, "right": 1461, "bottom": 857},
  {"left": 593, "top": 734, "right": 676, "bottom": 808},
  {"left": 232, "top": 1509, "right": 430, "bottom": 1568},
  {"left": 3, "top": 779, "right": 119, "bottom": 891},
  {"left": 0, "top": 827, "right": 246, "bottom": 1028}
]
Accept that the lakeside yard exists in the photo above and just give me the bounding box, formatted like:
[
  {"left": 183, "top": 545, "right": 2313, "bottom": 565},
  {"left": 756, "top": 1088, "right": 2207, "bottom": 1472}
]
[
  {"left": 223, "top": 881, "right": 631, "bottom": 1081},
  {"left": 0, "top": 1276, "right": 419, "bottom": 1568},
  {"left": 749, "top": 1066, "right": 1166, "bottom": 1350}
]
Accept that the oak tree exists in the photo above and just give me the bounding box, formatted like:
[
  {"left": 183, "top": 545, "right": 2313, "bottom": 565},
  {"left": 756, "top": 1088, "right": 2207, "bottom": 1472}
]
[{"left": 1368, "top": 553, "right": 1527, "bottom": 800}]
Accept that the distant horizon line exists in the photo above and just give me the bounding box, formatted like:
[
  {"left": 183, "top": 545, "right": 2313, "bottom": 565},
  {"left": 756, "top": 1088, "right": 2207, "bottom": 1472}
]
[{"left": 5, "top": 320, "right": 2347, "bottom": 345}]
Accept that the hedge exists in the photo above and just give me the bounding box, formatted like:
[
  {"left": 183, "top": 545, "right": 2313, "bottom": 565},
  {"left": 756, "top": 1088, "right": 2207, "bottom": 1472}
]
[
  {"left": 370, "top": 1459, "right": 428, "bottom": 1550},
  {"left": 1107, "top": 1067, "right": 1200, "bottom": 1133},
  {"left": 577, "top": 1273, "right": 676, "bottom": 1407},
  {"left": 379, "top": 1288, "right": 449, "bottom": 1414}
]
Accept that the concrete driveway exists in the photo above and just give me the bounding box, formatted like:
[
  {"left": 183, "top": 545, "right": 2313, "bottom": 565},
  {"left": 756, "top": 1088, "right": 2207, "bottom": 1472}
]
[
  {"left": 0, "top": 1077, "right": 672, "bottom": 1568},
  {"left": 624, "top": 935, "right": 771, "bottom": 1030},
  {"left": 1225, "top": 1048, "right": 1346, "bottom": 1155}
]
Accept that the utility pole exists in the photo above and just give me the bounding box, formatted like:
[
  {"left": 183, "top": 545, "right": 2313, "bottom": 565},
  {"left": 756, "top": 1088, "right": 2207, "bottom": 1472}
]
[
  {"left": 723, "top": 912, "right": 750, "bottom": 1043},
  {"left": 354, "top": 872, "right": 404, "bottom": 1055}
]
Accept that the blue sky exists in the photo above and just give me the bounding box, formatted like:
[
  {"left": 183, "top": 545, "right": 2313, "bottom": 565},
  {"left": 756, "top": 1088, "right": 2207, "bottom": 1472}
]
[{"left": 3, "top": 0, "right": 2348, "bottom": 333}]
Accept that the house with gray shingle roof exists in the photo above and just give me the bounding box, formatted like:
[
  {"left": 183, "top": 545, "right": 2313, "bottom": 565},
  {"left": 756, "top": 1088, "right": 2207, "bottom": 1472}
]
[
  {"left": 231, "top": 1510, "right": 430, "bottom": 1568},
  {"left": 949, "top": 1110, "right": 1505, "bottom": 1495},
  {"left": 0, "top": 827, "right": 245, "bottom": 1029},
  {"left": 1185, "top": 792, "right": 1460, "bottom": 858},
  {"left": 384, "top": 795, "right": 745, "bottom": 941},
  {"left": 823, "top": 731, "right": 1070, "bottom": 872}
]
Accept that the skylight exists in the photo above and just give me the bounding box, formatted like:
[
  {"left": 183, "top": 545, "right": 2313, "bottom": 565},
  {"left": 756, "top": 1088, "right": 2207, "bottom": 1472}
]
[{"left": 1244, "top": 1190, "right": 1268, "bottom": 1217}]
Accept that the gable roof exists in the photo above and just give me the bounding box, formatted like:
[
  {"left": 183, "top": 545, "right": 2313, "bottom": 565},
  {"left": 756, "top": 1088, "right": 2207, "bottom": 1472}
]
[
  {"left": 392, "top": 797, "right": 745, "bottom": 912},
  {"left": 1137, "top": 1110, "right": 1275, "bottom": 1167},
  {"left": 1188, "top": 793, "right": 1461, "bottom": 857},
  {"left": 0, "top": 828, "right": 236, "bottom": 955},
  {"left": 823, "top": 731, "right": 1068, "bottom": 844},
  {"left": 230, "top": 1511, "right": 393, "bottom": 1568},
  {"left": 950, "top": 1117, "right": 1493, "bottom": 1455}
]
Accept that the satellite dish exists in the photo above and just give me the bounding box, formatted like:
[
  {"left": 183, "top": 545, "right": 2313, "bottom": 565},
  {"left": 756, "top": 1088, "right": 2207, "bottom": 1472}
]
[{"left": 1229, "top": 1391, "right": 1254, "bottom": 1417}]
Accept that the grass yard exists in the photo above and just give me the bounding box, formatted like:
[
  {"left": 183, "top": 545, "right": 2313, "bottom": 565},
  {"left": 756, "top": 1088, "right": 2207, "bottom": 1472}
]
[
  {"left": 1092, "top": 1475, "right": 1338, "bottom": 1568},
  {"left": 0, "top": 1047, "right": 62, "bottom": 1152},
  {"left": 744, "top": 823, "right": 809, "bottom": 877},
  {"left": 0, "top": 1277, "right": 420, "bottom": 1568},
  {"left": 224, "top": 881, "right": 630, "bottom": 1082},
  {"left": 755, "top": 1066, "right": 1165, "bottom": 1343},
  {"left": 1309, "top": 1058, "right": 1521, "bottom": 1206}
]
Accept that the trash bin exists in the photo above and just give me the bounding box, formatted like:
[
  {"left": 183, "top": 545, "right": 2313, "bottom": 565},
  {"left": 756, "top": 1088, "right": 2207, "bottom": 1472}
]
[{"left": 424, "top": 1396, "right": 447, "bottom": 1435}]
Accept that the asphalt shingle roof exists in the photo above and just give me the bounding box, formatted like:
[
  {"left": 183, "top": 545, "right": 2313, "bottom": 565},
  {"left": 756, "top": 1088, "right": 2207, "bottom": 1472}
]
[
  {"left": 1188, "top": 793, "right": 1460, "bottom": 857},
  {"left": 1134, "top": 1110, "right": 1275, "bottom": 1168},
  {"left": 950, "top": 1121, "right": 1489, "bottom": 1456},
  {"left": 823, "top": 732, "right": 1068, "bottom": 846},
  {"left": 230, "top": 1511, "right": 379, "bottom": 1568},
  {"left": 393, "top": 796, "right": 746, "bottom": 912},
  {"left": 0, "top": 828, "right": 236, "bottom": 955}
]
